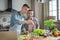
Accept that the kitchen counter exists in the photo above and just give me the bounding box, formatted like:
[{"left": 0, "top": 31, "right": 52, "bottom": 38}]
[
  {"left": 34, "top": 36, "right": 60, "bottom": 40},
  {"left": 19, "top": 36, "right": 60, "bottom": 40}
]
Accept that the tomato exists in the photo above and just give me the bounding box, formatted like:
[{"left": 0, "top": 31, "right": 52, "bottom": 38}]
[
  {"left": 29, "top": 37, "right": 34, "bottom": 40},
  {"left": 23, "top": 38, "right": 29, "bottom": 40},
  {"left": 31, "top": 38, "right": 34, "bottom": 40},
  {"left": 53, "top": 32, "right": 59, "bottom": 37}
]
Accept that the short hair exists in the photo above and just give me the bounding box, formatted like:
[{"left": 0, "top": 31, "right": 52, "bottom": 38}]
[
  {"left": 28, "top": 10, "right": 33, "bottom": 11},
  {"left": 28, "top": 10, "right": 34, "bottom": 14},
  {"left": 22, "top": 4, "right": 30, "bottom": 8}
]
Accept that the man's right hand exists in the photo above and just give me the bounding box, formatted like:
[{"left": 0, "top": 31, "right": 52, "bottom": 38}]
[
  {"left": 22, "top": 20, "right": 28, "bottom": 24},
  {"left": 22, "top": 20, "right": 34, "bottom": 27},
  {"left": 27, "top": 20, "right": 34, "bottom": 27}
]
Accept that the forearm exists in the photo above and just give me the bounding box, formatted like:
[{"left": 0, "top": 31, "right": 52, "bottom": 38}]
[
  {"left": 21, "top": 20, "right": 28, "bottom": 24},
  {"left": 22, "top": 20, "right": 34, "bottom": 26}
]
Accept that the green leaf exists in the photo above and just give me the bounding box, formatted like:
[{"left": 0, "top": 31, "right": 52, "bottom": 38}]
[
  {"left": 19, "top": 35, "right": 26, "bottom": 39},
  {"left": 44, "top": 19, "right": 55, "bottom": 30}
]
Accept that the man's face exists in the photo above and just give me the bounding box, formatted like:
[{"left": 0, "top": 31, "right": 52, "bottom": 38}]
[
  {"left": 27, "top": 11, "right": 33, "bottom": 17},
  {"left": 22, "top": 6, "right": 29, "bottom": 13}
]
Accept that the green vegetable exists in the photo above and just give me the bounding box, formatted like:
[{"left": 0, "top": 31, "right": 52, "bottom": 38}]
[
  {"left": 33, "top": 29, "right": 39, "bottom": 35},
  {"left": 19, "top": 35, "right": 26, "bottom": 39},
  {"left": 33, "top": 29, "right": 44, "bottom": 35},
  {"left": 38, "top": 29, "right": 44, "bottom": 35},
  {"left": 52, "top": 28, "right": 59, "bottom": 34},
  {"left": 44, "top": 19, "right": 55, "bottom": 31}
]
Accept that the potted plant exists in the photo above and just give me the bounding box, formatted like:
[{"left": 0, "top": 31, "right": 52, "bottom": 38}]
[{"left": 44, "top": 19, "right": 56, "bottom": 32}]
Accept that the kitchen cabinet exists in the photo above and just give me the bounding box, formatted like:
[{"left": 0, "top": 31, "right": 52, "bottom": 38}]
[{"left": 0, "top": 26, "right": 9, "bottom": 31}]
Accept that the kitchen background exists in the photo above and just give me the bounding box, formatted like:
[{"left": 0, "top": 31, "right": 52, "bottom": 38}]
[
  {"left": 0, "top": 0, "right": 31, "bottom": 27},
  {"left": 1, "top": 0, "right": 58, "bottom": 30},
  {"left": 0, "top": 12, "right": 11, "bottom": 27}
]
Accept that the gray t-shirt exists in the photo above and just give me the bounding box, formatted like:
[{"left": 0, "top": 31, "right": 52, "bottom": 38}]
[{"left": 21, "top": 17, "right": 39, "bottom": 32}]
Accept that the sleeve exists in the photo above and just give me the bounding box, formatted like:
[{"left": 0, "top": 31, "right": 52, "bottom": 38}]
[
  {"left": 35, "top": 18, "right": 39, "bottom": 29},
  {"left": 13, "top": 12, "right": 23, "bottom": 25}
]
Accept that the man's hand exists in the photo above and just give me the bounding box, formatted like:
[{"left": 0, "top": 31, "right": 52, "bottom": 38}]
[
  {"left": 27, "top": 20, "right": 34, "bottom": 27},
  {"left": 22, "top": 20, "right": 34, "bottom": 27},
  {"left": 22, "top": 20, "right": 28, "bottom": 24}
]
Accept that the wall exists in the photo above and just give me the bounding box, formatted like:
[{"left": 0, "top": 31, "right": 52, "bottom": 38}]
[
  {"left": 0, "top": 0, "right": 31, "bottom": 11},
  {"left": 0, "top": 0, "right": 7, "bottom": 11},
  {"left": 12, "top": 0, "right": 31, "bottom": 11},
  {"left": 44, "top": 3, "right": 49, "bottom": 20},
  {"left": 31, "top": 0, "right": 49, "bottom": 29}
]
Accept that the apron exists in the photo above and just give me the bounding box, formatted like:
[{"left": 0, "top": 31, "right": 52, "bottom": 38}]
[{"left": 9, "top": 24, "right": 22, "bottom": 34}]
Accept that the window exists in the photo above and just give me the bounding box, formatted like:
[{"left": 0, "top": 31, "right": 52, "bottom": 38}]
[
  {"left": 49, "top": 0, "right": 60, "bottom": 20},
  {"left": 58, "top": 0, "right": 60, "bottom": 20}
]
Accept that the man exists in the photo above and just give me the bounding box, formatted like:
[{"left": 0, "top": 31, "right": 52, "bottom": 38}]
[
  {"left": 21, "top": 10, "right": 39, "bottom": 33},
  {"left": 9, "top": 4, "right": 34, "bottom": 34},
  {"left": 27, "top": 10, "right": 39, "bottom": 32}
]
